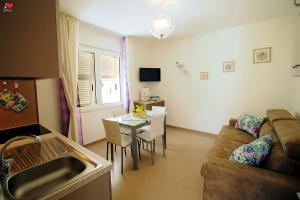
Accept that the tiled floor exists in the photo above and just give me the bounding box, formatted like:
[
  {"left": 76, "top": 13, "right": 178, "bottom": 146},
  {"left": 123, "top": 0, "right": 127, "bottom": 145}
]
[{"left": 86, "top": 127, "right": 216, "bottom": 200}]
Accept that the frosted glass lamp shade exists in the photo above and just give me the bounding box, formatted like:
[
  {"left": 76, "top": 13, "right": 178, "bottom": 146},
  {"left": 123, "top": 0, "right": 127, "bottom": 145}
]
[{"left": 149, "top": 14, "right": 175, "bottom": 39}]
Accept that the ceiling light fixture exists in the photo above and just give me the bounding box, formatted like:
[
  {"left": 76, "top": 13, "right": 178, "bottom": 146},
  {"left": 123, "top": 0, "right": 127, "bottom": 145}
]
[{"left": 149, "top": 14, "right": 175, "bottom": 39}]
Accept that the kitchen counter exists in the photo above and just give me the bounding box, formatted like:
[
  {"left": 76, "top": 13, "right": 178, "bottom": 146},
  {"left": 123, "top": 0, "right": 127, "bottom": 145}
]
[{"left": 0, "top": 132, "right": 112, "bottom": 200}]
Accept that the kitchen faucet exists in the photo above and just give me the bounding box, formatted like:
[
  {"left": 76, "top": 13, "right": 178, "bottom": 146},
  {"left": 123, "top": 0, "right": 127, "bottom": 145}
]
[{"left": 0, "top": 135, "right": 41, "bottom": 180}]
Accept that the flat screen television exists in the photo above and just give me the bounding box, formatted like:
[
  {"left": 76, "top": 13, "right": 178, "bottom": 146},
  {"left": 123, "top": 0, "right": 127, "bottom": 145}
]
[{"left": 139, "top": 68, "right": 161, "bottom": 82}]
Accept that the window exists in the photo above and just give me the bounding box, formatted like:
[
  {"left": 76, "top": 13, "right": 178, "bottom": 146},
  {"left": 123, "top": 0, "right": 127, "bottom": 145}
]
[
  {"left": 77, "top": 50, "right": 96, "bottom": 107},
  {"left": 100, "top": 55, "right": 121, "bottom": 104},
  {"left": 77, "top": 46, "right": 122, "bottom": 108}
]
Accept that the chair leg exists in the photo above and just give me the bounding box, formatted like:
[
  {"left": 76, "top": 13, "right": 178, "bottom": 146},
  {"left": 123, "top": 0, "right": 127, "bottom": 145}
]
[
  {"left": 130, "top": 145, "right": 133, "bottom": 157},
  {"left": 162, "top": 136, "right": 166, "bottom": 157},
  {"left": 150, "top": 141, "right": 154, "bottom": 165},
  {"left": 110, "top": 143, "right": 114, "bottom": 161},
  {"left": 137, "top": 140, "right": 141, "bottom": 160},
  {"left": 142, "top": 139, "right": 145, "bottom": 149},
  {"left": 125, "top": 148, "right": 127, "bottom": 156},
  {"left": 153, "top": 140, "right": 156, "bottom": 153},
  {"left": 121, "top": 147, "right": 124, "bottom": 174},
  {"left": 106, "top": 142, "right": 109, "bottom": 160},
  {"left": 115, "top": 145, "right": 117, "bottom": 152}
]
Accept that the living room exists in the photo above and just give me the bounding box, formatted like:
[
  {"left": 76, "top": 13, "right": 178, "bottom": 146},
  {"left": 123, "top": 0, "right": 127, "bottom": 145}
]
[{"left": 0, "top": 0, "right": 300, "bottom": 200}]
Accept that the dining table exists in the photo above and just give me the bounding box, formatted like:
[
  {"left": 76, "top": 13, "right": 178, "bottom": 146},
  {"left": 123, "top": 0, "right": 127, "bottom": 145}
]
[{"left": 106, "top": 111, "right": 167, "bottom": 170}]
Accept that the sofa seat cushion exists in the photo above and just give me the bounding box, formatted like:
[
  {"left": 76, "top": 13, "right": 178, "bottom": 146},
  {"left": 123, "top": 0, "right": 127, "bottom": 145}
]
[
  {"left": 272, "top": 120, "right": 300, "bottom": 160},
  {"left": 267, "top": 109, "right": 295, "bottom": 125},
  {"left": 208, "top": 137, "right": 244, "bottom": 159},
  {"left": 219, "top": 126, "right": 255, "bottom": 144},
  {"left": 230, "top": 135, "right": 273, "bottom": 166}
]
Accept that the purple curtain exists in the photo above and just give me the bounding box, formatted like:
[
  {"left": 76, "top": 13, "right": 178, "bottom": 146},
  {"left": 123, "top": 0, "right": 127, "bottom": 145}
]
[
  {"left": 58, "top": 78, "right": 70, "bottom": 137},
  {"left": 59, "top": 78, "right": 84, "bottom": 145},
  {"left": 121, "top": 37, "right": 131, "bottom": 113}
]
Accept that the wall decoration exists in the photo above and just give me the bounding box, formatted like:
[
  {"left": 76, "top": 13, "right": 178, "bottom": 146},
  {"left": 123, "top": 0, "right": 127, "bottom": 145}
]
[
  {"left": 176, "top": 61, "right": 188, "bottom": 73},
  {"left": 0, "top": 81, "right": 29, "bottom": 112},
  {"left": 223, "top": 61, "right": 235, "bottom": 72},
  {"left": 253, "top": 47, "right": 272, "bottom": 64},
  {"left": 200, "top": 72, "right": 209, "bottom": 80}
]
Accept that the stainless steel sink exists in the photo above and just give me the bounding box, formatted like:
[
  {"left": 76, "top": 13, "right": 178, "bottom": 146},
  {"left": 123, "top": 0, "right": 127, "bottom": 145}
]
[
  {"left": 7, "top": 156, "right": 86, "bottom": 200},
  {"left": 2, "top": 138, "right": 100, "bottom": 200}
]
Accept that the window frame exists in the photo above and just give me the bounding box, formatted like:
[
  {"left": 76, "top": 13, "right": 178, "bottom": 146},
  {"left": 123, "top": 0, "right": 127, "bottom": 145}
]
[{"left": 78, "top": 44, "right": 123, "bottom": 112}]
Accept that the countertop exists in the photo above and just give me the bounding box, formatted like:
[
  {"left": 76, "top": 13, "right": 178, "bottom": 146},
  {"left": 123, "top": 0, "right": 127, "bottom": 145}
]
[{"left": 0, "top": 132, "right": 112, "bottom": 200}]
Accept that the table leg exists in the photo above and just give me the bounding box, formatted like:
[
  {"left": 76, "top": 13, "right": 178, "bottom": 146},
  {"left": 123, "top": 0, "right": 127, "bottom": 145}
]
[
  {"left": 131, "top": 127, "right": 139, "bottom": 170},
  {"left": 163, "top": 116, "right": 167, "bottom": 149}
]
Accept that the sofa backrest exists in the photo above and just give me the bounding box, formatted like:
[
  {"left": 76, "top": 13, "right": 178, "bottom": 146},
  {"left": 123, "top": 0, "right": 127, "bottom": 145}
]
[{"left": 267, "top": 109, "right": 295, "bottom": 125}]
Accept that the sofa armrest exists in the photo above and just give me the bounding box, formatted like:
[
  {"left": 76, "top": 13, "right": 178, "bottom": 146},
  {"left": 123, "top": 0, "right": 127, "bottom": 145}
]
[
  {"left": 229, "top": 118, "right": 237, "bottom": 127},
  {"left": 202, "top": 157, "right": 300, "bottom": 200}
]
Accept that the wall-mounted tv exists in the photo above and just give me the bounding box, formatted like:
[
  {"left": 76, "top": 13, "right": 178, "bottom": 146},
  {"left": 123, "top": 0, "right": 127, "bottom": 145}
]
[{"left": 139, "top": 68, "right": 161, "bottom": 82}]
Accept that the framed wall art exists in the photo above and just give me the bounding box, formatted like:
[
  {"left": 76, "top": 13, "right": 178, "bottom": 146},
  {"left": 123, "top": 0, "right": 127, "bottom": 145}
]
[
  {"left": 223, "top": 61, "right": 235, "bottom": 72},
  {"left": 253, "top": 47, "right": 272, "bottom": 64}
]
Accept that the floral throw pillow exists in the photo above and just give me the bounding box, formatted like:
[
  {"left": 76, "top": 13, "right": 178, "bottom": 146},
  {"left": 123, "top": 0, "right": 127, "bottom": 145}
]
[
  {"left": 235, "top": 114, "right": 264, "bottom": 137},
  {"left": 229, "top": 134, "right": 273, "bottom": 166}
]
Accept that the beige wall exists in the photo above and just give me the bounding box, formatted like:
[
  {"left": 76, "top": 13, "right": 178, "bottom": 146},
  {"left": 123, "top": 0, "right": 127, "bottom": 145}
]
[
  {"left": 0, "top": 0, "right": 59, "bottom": 78},
  {"left": 291, "top": 12, "right": 300, "bottom": 119},
  {"left": 148, "top": 17, "right": 294, "bottom": 134}
]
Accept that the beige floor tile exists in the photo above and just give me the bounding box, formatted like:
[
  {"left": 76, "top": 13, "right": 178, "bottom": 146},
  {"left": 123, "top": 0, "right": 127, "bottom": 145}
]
[{"left": 86, "top": 127, "right": 216, "bottom": 200}]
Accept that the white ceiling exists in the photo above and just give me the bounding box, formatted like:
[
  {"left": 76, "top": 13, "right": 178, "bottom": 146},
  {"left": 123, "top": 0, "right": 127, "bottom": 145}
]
[{"left": 60, "top": 0, "right": 298, "bottom": 39}]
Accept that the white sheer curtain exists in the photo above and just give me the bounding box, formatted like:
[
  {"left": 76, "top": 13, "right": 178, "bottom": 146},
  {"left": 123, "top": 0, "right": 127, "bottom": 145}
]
[{"left": 58, "top": 13, "right": 81, "bottom": 143}]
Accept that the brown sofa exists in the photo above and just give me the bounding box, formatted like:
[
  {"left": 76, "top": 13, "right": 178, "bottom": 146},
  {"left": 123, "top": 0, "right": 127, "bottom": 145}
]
[{"left": 201, "top": 109, "right": 300, "bottom": 200}]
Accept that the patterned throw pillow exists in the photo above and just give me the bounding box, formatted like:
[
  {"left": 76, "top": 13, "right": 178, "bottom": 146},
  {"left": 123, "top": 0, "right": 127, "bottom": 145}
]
[
  {"left": 229, "top": 134, "right": 273, "bottom": 166},
  {"left": 235, "top": 114, "right": 265, "bottom": 137}
]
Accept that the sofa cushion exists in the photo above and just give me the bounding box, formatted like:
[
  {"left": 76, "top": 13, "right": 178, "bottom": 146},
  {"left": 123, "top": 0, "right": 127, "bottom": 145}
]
[
  {"left": 272, "top": 120, "right": 300, "bottom": 160},
  {"left": 208, "top": 137, "right": 243, "bottom": 159},
  {"left": 235, "top": 114, "right": 264, "bottom": 137},
  {"left": 219, "top": 126, "right": 255, "bottom": 144},
  {"left": 259, "top": 121, "right": 275, "bottom": 137},
  {"left": 262, "top": 135, "right": 300, "bottom": 177},
  {"left": 229, "top": 135, "right": 273, "bottom": 166},
  {"left": 267, "top": 109, "right": 295, "bottom": 125}
]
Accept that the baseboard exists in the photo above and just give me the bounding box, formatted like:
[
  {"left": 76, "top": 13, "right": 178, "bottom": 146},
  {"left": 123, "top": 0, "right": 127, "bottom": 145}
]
[
  {"left": 166, "top": 125, "right": 217, "bottom": 137},
  {"left": 84, "top": 138, "right": 106, "bottom": 147}
]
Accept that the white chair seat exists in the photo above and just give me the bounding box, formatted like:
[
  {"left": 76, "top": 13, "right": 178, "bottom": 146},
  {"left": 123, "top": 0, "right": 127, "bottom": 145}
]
[
  {"left": 137, "top": 131, "right": 160, "bottom": 142},
  {"left": 121, "top": 134, "right": 132, "bottom": 147},
  {"left": 120, "top": 127, "right": 132, "bottom": 135},
  {"left": 141, "top": 125, "right": 151, "bottom": 132}
]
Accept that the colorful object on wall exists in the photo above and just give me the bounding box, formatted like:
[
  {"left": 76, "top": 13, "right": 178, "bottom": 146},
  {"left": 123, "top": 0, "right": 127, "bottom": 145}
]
[
  {"left": 0, "top": 81, "right": 29, "bottom": 112},
  {"left": 200, "top": 72, "right": 209, "bottom": 80}
]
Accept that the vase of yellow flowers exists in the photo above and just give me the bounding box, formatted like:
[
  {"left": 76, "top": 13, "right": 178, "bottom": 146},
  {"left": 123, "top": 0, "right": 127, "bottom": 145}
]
[{"left": 133, "top": 104, "right": 146, "bottom": 118}]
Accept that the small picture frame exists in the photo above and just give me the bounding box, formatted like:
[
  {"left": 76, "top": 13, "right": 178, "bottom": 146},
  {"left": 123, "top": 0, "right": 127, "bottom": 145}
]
[
  {"left": 223, "top": 61, "right": 235, "bottom": 72},
  {"left": 200, "top": 72, "right": 209, "bottom": 80},
  {"left": 253, "top": 47, "right": 272, "bottom": 64}
]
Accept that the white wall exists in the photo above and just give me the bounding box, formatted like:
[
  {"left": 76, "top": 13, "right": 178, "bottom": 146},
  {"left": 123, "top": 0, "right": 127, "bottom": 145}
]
[
  {"left": 127, "top": 37, "right": 155, "bottom": 106},
  {"left": 291, "top": 12, "right": 300, "bottom": 119},
  {"left": 36, "top": 79, "right": 61, "bottom": 132},
  {"left": 79, "top": 21, "right": 123, "bottom": 144},
  {"left": 149, "top": 17, "right": 294, "bottom": 134}
]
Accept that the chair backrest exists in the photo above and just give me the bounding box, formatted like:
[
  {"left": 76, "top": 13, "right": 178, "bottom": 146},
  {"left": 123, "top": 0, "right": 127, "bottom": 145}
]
[
  {"left": 112, "top": 108, "right": 127, "bottom": 117},
  {"left": 151, "top": 106, "right": 166, "bottom": 115},
  {"left": 149, "top": 113, "right": 165, "bottom": 139},
  {"left": 102, "top": 119, "right": 122, "bottom": 145}
]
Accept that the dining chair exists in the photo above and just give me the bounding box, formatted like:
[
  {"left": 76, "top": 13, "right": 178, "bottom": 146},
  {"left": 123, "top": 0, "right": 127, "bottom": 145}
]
[
  {"left": 142, "top": 106, "right": 167, "bottom": 150},
  {"left": 137, "top": 113, "right": 166, "bottom": 165},
  {"left": 102, "top": 119, "right": 140, "bottom": 174},
  {"left": 151, "top": 106, "right": 166, "bottom": 114},
  {"left": 112, "top": 108, "right": 132, "bottom": 136}
]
